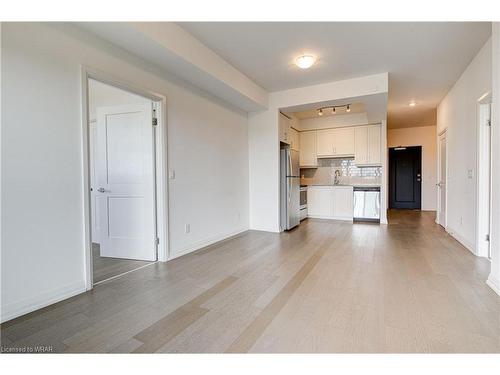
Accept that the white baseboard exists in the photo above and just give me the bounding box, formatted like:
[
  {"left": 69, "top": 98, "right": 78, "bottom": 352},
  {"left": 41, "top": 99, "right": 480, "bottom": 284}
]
[
  {"left": 1, "top": 281, "right": 86, "bottom": 323},
  {"left": 249, "top": 224, "right": 280, "bottom": 233},
  {"left": 168, "top": 227, "right": 249, "bottom": 261},
  {"left": 307, "top": 215, "right": 353, "bottom": 222},
  {"left": 486, "top": 275, "right": 500, "bottom": 296},
  {"left": 445, "top": 226, "right": 476, "bottom": 255}
]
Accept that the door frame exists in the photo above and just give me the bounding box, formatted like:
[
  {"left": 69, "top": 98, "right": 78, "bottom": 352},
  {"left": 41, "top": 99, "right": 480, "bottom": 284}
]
[
  {"left": 81, "top": 66, "right": 169, "bottom": 291},
  {"left": 476, "top": 92, "right": 492, "bottom": 258},
  {"left": 437, "top": 129, "right": 447, "bottom": 228}
]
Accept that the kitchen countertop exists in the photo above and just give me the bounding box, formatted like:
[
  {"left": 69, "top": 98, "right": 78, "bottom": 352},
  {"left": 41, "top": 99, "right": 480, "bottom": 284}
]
[{"left": 303, "top": 183, "right": 381, "bottom": 188}]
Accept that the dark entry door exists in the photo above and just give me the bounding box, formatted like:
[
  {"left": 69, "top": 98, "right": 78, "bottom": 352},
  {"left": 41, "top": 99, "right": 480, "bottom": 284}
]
[{"left": 389, "top": 146, "right": 422, "bottom": 209}]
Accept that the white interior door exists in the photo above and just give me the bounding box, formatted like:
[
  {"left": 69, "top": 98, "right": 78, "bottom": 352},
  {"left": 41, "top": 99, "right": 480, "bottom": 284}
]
[
  {"left": 96, "top": 103, "right": 156, "bottom": 261},
  {"left": 89, "top": 121, "right": 100, "bottom": 243},
  {"left": 438, "top": 132, "right": 447, "bottom": 227}
]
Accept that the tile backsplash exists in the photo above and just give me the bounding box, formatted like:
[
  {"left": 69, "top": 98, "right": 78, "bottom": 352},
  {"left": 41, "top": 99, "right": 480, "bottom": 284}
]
[{"left": 301, "top": 158, "right": 381, "bottom": 186}]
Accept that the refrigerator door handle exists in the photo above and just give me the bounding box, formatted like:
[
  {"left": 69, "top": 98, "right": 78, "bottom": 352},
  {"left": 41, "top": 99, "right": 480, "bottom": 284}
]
[
  {"left": 288, "top": 178, "right": 291, "bottom": 203},
  {"left": 288, "top": 152, "right": 292, "bottom": 177}
]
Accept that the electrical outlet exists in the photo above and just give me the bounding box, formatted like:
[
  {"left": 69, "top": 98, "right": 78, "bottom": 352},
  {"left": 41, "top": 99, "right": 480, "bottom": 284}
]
[
  {"left": 185, "top": 224, "right": 190, "bottom": 233},
  {"left": 169, "top": 170, "right": 175, "bottom": 180}
]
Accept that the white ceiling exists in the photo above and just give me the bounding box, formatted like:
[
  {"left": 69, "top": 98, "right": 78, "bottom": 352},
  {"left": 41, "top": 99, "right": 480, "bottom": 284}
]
[{"left": 179, "top": 22, "right": 491, "bottom": 129}]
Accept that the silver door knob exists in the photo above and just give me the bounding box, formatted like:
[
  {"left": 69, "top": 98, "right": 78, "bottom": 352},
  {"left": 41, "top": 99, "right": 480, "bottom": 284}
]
[{"left": 97, "top": 187, "right": 106, "bottom": 193}]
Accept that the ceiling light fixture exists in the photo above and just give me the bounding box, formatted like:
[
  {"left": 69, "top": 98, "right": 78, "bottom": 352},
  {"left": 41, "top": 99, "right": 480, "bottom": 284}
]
[
  {"left": 409, "top": 101, "right": 417, "bottom": 107},
  {"left": 295, "top": 55, "right": 316, "bottom": 69},
  {"left": 315, "top": 104, "right": 352, "bottom": 116}
]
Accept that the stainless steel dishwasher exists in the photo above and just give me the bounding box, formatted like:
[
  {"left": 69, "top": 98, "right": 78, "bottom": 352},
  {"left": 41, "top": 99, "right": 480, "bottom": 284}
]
[{"left": 353, "top": 186, "right": 381, "bottom": 222}]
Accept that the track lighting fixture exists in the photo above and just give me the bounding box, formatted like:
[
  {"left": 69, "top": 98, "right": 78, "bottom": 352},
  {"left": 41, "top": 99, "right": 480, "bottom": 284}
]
[{"left": 315, "top": 104, "right": 352, "bottom": 116}]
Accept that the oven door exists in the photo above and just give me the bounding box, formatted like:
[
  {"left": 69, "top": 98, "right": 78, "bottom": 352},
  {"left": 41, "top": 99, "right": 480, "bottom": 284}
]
[{"left": 300, "top": 188, "right": 307, "bottom": 208}]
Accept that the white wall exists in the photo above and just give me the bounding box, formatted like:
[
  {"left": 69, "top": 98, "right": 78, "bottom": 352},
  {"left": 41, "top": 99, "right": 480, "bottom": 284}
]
[
  {"left": 1, "top": 23, "right": 249, "bottom": 322},
  {"left": 488, "top": 23, "right": 500, "bottom": 295},
  {"left": 388, "top": 126, "right": 437, "bottom": 211},
  {"left": 437, "top": 38, "right": 492, "bottom": 253},
  {"left": 248, "top": 74, "right": 389, "bottom": 232},
  {"left": 88, "top": 79, "right": 150, "bottom": 120}
]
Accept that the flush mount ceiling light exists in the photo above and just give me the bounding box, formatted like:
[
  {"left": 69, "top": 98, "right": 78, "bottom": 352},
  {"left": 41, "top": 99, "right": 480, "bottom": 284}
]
[
  {"left": 316, "top": 104, "right": 351, "bottom": 116},
  {"left": 409, "top": 101, "right": 417, "bottom": 107},
  {"left": 295, "top": 55, "right": 316, "bottom": 69}
]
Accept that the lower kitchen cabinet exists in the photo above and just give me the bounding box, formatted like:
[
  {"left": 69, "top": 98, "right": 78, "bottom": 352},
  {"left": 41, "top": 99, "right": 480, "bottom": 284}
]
[
  {"left": 307, "top": 185, "right": 353, "bottom": 221},
  {"left": 332, "top": 186, "right": 354, "bottom": 220},
  {"left": 308, "top": 186, "right": 334, "bottom": 218}
]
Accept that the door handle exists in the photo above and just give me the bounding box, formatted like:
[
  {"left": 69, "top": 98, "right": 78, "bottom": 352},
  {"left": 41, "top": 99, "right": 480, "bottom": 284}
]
[{"left": 97, "top": 187, "right": 108, "bottom": 193}]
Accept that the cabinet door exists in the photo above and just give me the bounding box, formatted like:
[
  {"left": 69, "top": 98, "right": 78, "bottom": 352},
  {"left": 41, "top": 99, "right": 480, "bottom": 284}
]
[
  {"left": 290, "top": 128, "right": 299, "bottom": 150},
  {"left": 354, "top": 126, "right": 368, "bottom": 165},
  {"left": 316, "top": 129, "right": 335, "bottom": 157},
  {"left": 332, "top": 128, "right": 355, "bottom": 156},
  {"left": 332, "top": 187, "right": 353, "bottom": 220},
  {"left": 308, "top": 186, "right": 334, "bottom": 218},
  {"left": 368, "top": 125, "right": 381, "bottom": 164},
  {"left": 279, "top": 113, "right": 291, "bottom": 144},
  {"left": 299, "top": 131, "right": 317, "bottom": 167}
]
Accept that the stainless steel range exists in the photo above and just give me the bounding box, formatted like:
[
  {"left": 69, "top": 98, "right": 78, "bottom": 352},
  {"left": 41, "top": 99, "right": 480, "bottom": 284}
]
[{"left": 299, "top": 186, "right": 308, "bottom": 221}]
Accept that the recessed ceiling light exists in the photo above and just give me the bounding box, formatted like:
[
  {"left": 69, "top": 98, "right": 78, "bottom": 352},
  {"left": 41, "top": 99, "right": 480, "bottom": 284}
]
[
  {"left": 295, "top": 55, "right": 316, "bottom": 69},
  {"left": 317, "top": 108, "right": 323, "bottom": 116},
  {"left": 409, "top": 101, "right": 417, "bottom": 107}
]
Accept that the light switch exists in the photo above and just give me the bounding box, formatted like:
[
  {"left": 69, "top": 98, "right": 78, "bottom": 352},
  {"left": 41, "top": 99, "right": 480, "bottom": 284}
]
[{"left": 169, "top": 170, "right": 175, "bottom": 179}]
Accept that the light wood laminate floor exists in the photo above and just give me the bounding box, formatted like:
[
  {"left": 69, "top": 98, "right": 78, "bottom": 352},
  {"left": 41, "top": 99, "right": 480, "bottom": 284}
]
[
  {"left": 1, "top": 211, "right": 499, "bottom": 353},
  {"left": 92, "top": 243, "right": 152, "bottom": 284}
]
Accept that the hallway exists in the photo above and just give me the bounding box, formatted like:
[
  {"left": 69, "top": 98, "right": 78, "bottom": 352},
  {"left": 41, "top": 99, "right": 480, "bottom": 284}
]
[{"left": 1, "top": 211, "right": 499, "bottom": 353}]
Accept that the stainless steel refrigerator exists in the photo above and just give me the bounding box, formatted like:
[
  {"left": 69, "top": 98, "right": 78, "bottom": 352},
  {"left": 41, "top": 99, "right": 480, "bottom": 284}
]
[{"left": 280, "top": 148, "right": 300, "bottom": 231}]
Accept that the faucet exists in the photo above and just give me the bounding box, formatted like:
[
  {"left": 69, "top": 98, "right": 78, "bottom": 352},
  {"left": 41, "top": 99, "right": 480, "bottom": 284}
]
[{"left": 334, "top": 169, "right": 341, "bottom": 185}]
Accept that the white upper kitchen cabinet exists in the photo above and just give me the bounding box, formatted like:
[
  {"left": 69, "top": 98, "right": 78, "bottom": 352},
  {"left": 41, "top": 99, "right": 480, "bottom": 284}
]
[
  {"left": 354, "top": 127, "right": 368, "bottom": 164},
  {"left": 316, "top": 129, "right": 335, "bottom": 157},
  {"left": 354, "top": 124, "right": 381, "bottom": 166},
  {"left": 299, "top": 131, "right": 318, "bottom": 167},
  {"left": 279, "top": 112, "right": 291, "bottom": 145},
  {"left": 367, "top": 125, "right": 381, "bottom": 165},
  {"left": 316, "top": 127, "right": 355, "bottom": 158},
  {"left": 290, "top": 127, "right": 300, "bottom": 151}
]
